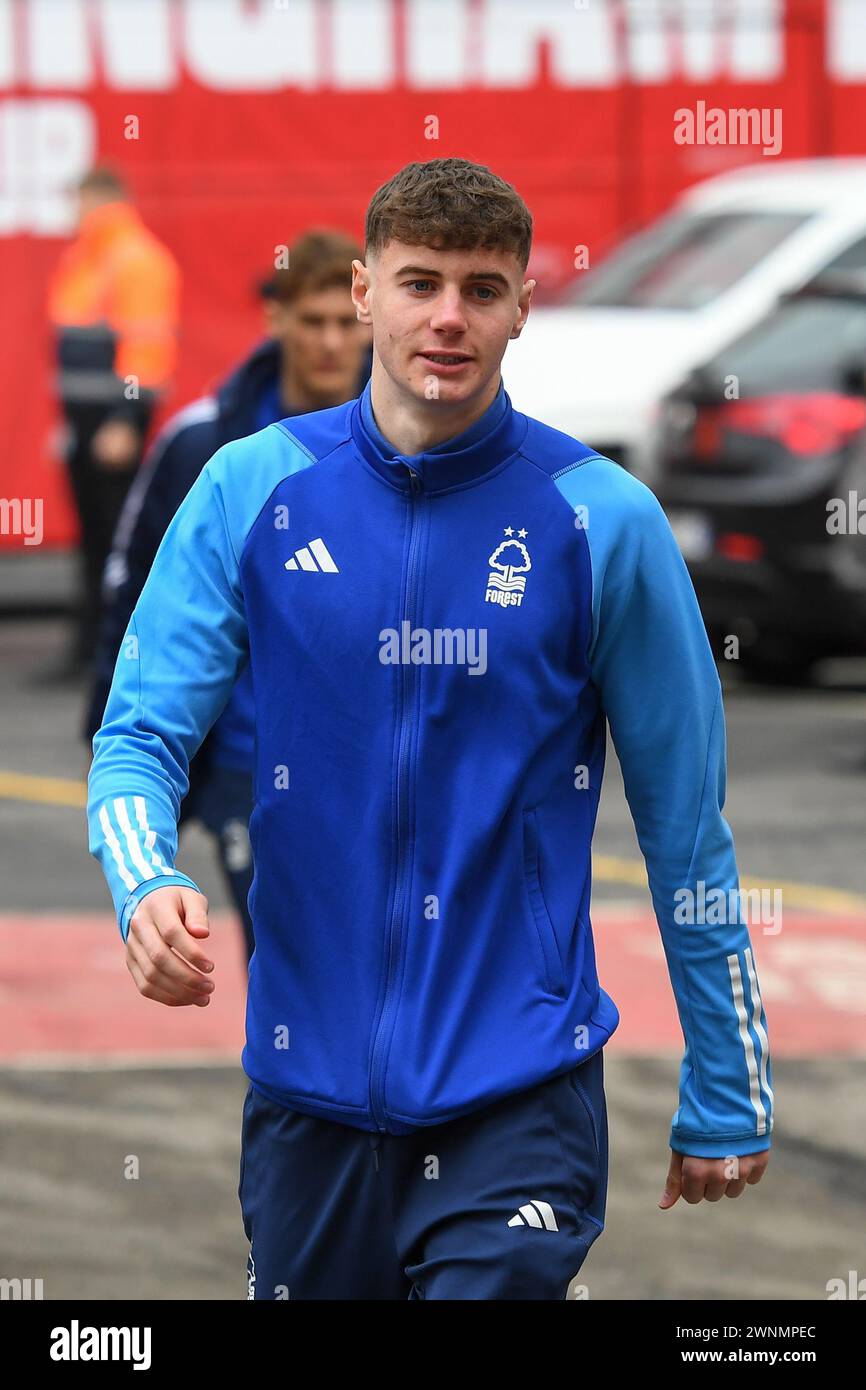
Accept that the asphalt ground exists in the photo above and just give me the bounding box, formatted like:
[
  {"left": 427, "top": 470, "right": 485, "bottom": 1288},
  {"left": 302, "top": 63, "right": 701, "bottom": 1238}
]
[{"left": 1, "top": 616, "right": 865, "bottom": 1300}]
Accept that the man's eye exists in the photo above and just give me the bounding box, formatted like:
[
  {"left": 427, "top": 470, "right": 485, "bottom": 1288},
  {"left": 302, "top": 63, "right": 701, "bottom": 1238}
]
[
  {"left": 408, "top": 280, "right": 433, "bottom": 292},
  {"left": 474, "top": 286, "right": 496, "bottom": 300}
]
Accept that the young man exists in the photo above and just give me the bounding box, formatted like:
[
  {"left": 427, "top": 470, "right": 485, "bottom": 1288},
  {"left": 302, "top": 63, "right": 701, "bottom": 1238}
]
[
  {"left": 88, "top": 158, "right": 773, "bottom": 1301},
  {"left": 84, "top": 230, "right": 372, "bottom": 962}
]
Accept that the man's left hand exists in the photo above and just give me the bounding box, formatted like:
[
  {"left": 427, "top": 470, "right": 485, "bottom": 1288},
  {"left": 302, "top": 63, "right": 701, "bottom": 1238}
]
[{"left": 659, "top": 1149, "right": 769, "bottom": 1207}]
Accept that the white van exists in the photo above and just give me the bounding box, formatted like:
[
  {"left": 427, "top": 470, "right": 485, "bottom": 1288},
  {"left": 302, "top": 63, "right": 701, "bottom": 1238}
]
[{"left": 503, "top": 159, "right": 866, "bottom": 479}]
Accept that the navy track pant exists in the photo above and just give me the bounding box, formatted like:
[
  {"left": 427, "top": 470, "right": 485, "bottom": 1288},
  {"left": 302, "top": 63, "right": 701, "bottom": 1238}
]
[{"left": 237, "top": 1045, "right": 608, "bottom": 1300}]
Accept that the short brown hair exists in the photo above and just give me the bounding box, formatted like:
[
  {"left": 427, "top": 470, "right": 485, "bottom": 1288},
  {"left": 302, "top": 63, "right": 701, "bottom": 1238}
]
[
  {"left": 78, "top": 165, "right": 127, "bottom": 198},
  {"left": 262, "top": 229, "right": 363, "bottom": 304},
  {"left": 365, "top": 157, "right": 532, "bottom": 271}
]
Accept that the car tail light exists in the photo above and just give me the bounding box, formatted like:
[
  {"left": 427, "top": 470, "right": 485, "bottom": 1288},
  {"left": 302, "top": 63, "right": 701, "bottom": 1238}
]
[
  {"left": 692, "top": 406, "right": 722, "bottom": 459},
  {"left": 716, "top": 532, "right": 765, "bottom": 562},
  {"left": 695, "top": 393, "right": 866, "bottom": 459}
]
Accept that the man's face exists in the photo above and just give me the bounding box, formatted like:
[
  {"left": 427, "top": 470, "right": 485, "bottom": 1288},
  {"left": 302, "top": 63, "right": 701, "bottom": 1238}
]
[
  {"left": 76, "top": 188, "right": 117, "bottom": 226},
  {"left": 267, "top": 285, "right": 371, "bottom": 400},
  {"left": 351, "top": 241, "right": 534, "bottom": 409}
]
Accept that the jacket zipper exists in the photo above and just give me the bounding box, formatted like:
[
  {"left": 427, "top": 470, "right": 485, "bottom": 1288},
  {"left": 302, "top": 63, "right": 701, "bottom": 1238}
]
[{"left": 369, "top": 463, "right": 424, "bottom": 1130}]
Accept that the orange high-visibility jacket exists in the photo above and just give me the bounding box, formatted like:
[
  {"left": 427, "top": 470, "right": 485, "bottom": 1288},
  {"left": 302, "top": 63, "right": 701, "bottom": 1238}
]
[{"left": 48, "top": 200, "right": 180, "bottom": 401}]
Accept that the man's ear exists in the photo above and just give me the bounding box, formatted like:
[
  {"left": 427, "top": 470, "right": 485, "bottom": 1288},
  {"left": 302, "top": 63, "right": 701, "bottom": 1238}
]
[
  {"left": 509, "top": 278, "right": 536, "bottom": 340},
  {"left": 261, "top": 298, "right": 280, "bottom": 338},
  {"left": 352, "top": 258, "right": 373, "bottom": 325}
]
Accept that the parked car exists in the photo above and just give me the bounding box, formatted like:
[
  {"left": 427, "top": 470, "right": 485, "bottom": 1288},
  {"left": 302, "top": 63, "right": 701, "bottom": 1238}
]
[
  {"left": 504, "top": 159, "right": 866, "bottom": 478},
  {"left": 651, "top": 270, "right": 866, "bottom": 682}
]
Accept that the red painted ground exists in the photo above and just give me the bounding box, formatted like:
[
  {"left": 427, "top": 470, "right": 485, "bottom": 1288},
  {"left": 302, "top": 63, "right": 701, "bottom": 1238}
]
[
  {"left": 592, "top": 907, "right": 866, "bottom": 1054},
  {"left": 0, "top": 911, "right": 247, "bottom": 1060},
  {"left": 1, "top": 908, "right": 864, "bottom": 1061}
]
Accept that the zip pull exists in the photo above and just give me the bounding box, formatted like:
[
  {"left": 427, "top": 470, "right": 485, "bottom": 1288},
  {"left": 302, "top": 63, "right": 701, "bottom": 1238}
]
[{"left": 406, "top": 466, "right": 422, "bottom": 495}]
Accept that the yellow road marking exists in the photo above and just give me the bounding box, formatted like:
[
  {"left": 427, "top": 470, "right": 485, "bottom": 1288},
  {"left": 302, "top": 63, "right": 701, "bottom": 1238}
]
[
  {"left": 572, "top": 855, "right": 866, "bottom": 915},
  {"left": 0, "top": 769, "right": 86, "bottom": 807},
  {"left": 1, "top": 772, "right": 865, "bottom": 914}
]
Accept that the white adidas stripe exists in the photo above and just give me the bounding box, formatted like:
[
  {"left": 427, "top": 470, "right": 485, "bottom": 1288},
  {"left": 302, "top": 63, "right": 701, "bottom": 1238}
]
[
  {"left": 507, "top": 1200, "right": 559, "bottom": 1231},
  {"left": 308, "top": 537, "right": 338, "bottom": 571},
  {"left": 744, "top": 946, "right": 774, "bottom": 1114},
  {"left": 98, "top": 805, "right": 137, "bottom": 892},
  {"left": 728, "top": 951, "right": 769, "bottom": 1136},
  {"left": 284, "top": 537, "right": 339, "bottom": 572},
  {"left": 133, "top": 795, "right": 168, "bottom": 874},
  {"left": 100, "top": 795, "right": 172, "bottom": 893},
  {"left": 113, "top": 797, "right": 156, "bottom": 881}
]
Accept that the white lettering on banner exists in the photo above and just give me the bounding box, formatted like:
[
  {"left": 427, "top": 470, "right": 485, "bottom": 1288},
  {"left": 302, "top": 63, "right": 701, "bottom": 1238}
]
[
  {"left": 478, "top": 0, "right": 617, "bottom": 87},
  {"left": 0, "top": 0, "right": 10, "bottom": 87},
  {"left": 27, "top": 0, "right": 91, "bottom": 88},
  {"left": 184, "top": 0, "right": 317, "bottom": 91},
  {"left": 828, "top": 0, "right": 866, "bottom": 81},
  {"left": 0, "top": 99, "right": 94, "bottom": 234},
  {"left": 0, "top": 0, "right": 861, "bottom": 232},
  {"left": 102, "top": 0, "right": 174, "bottom": 90},
  {"left": 6, "top": 0, "right": 843, "bottom": 93},
  {"left": 406, "top": 0, "right": 468, "bottom": 87},
  {"left": 626, "top": 0, "right": 782, "bottom": 84},
  {"left": 335, "top": 0, "right": 393, "bottom": 89}
]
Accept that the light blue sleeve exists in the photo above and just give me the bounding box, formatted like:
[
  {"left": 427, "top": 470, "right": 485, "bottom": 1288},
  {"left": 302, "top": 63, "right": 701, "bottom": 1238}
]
[
  {"left": 87, "top": 425, "right": 305, "bottom": 942},
  {"left": 555, "top": 457, "right": 774, "bottom": 1158}
]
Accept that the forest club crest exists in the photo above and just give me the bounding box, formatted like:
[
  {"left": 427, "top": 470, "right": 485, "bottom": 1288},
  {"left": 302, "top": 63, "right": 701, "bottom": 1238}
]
[{"left": 484, "top": 527, "right": 531, "bottom": 608}]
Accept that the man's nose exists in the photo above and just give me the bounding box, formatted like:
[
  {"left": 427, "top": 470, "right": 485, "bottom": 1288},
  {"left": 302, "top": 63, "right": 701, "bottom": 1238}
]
[
  {"left": 429, "top": 289, "right": 468, "bottom": 333},
  {"left": 321, "top": 323, "right": 348, "bottom": 353}
]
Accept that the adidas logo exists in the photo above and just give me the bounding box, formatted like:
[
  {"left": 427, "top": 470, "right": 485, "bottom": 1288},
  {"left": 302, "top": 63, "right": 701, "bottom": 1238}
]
[
  {"left": 284, "top": 538, "right": 339, "bottom": 572},
  {"left": 507, "top": 1200, "right": 559, "bottom": 1231}
]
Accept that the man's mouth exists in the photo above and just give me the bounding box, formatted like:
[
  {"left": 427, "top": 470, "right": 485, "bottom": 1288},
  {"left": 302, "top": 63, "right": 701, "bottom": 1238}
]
[{"left": 419, "top": 352, "right": 473, "bottom": 366}]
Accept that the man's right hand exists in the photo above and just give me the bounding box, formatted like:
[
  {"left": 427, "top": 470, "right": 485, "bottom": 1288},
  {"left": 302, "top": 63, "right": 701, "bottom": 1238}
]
[{"left": 125, "top": 886, "right": 215, "bottom": 1006}]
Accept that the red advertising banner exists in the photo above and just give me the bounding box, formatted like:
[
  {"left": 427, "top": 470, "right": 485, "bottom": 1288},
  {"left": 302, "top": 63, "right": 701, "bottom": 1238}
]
[{"left": 2, "top": 0, "right": 864, "bottom": 547}]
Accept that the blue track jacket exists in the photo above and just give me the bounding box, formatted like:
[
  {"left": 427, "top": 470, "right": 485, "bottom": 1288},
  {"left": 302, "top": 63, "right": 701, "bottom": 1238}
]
[
  {"left": 87, "top": 375, "right": 774, "bottom": 1154},
  {"left": 84, "top": 338, "right": 372, "bottom": 767}
]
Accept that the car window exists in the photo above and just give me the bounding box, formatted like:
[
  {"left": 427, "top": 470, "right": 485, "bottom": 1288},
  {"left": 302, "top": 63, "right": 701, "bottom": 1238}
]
[
  {"left": 699, "top": 292, "right": 866, "bottom": 392},
  {"left": 565, "top": 210, "right": 809, "bottom": 311},
  {"left": 820, "top": 234, "right": 866, "bottom": 274}
]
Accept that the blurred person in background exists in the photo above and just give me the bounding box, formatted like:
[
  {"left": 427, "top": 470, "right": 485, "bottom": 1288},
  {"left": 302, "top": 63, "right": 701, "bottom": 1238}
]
[
  {"left": 84, "top": 230, "right": 373, "bottom": 964},
  {"left": 45, "top": 166, "right": 181, "bottom": 679}
]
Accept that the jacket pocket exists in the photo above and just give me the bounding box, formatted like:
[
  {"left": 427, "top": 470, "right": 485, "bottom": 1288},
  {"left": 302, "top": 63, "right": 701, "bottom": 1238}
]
[
  {"left": 522, "top": 806, "right": 567, "bottom": 998},
  {"left": 568, "top": 1067, "right": 601, "bottom": 1163}
]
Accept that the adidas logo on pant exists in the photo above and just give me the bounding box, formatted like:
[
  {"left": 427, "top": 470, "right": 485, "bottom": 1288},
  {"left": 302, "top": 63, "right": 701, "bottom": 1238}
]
[{"left": 507, "top": 1200, "right": 559, "bottom": 1231}]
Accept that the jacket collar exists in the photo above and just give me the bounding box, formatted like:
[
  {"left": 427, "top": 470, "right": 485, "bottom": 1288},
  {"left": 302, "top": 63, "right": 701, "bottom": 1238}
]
[{"left": 351, "top": 375, "right": 526, "bottom": 494}]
